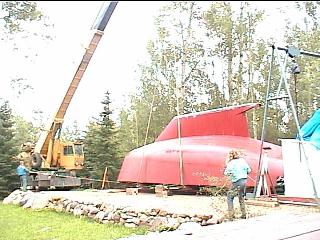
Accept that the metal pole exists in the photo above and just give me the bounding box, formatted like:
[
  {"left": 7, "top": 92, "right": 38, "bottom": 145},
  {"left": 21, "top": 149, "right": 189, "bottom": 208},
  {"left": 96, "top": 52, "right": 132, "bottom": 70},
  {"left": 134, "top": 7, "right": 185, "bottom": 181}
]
[
  {"left": 254, "top": 46, "right": 275, "bottom": 198},
  {"left": 276, "top": 46, "right": 320, "bottom": 58},
  {"left": 276, "top": 53, "right": 289, "bottom": 96}
]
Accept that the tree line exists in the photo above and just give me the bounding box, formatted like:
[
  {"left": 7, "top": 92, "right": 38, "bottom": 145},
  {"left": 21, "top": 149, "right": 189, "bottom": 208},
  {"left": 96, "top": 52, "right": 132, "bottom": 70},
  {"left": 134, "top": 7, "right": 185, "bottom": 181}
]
[
  {"left": 1, "top": 1, "right": 319, "bottom": 198},
  {"left": 117, "top": 1, "right": 320, "bottom": 153}
]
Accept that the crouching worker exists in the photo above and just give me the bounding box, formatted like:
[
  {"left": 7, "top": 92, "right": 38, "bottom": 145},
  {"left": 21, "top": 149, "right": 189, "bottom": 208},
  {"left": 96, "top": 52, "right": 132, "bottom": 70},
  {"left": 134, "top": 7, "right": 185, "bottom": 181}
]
[
  {"left": 16, "top": 160, "right": 29, "bottom": 192},
  {"left": 224, "top": 149, "right": 251, "bottom": 220}
]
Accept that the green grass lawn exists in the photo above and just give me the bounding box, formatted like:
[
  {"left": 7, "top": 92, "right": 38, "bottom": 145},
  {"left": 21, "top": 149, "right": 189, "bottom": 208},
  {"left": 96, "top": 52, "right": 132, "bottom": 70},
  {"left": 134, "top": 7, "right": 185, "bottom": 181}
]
[{"left": 0, "top": 203, "right": 148, "bottom": 240}]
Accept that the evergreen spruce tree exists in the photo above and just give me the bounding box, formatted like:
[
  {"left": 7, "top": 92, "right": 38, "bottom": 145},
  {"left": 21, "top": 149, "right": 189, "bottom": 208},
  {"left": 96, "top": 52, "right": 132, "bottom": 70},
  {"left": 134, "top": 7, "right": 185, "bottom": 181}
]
[
  {"left": 84, "top": 92, "right": 121, "bottom": 187},
  {"left": 0, "top": 100, "right": 19, "bottom": 199}
]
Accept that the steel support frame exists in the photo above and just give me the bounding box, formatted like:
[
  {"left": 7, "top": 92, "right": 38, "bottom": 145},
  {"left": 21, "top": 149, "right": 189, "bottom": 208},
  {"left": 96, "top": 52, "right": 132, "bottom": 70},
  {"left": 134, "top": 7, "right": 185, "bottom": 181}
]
[{"left": 254, "top": 45, "right": 320, "bottom": 201}]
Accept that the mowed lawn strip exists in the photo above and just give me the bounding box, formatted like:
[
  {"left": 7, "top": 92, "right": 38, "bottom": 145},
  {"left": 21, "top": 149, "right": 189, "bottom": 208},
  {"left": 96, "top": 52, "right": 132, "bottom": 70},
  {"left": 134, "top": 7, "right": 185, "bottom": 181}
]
[{"left": 0, "top": 203, "right": 148, "bottom": 240}]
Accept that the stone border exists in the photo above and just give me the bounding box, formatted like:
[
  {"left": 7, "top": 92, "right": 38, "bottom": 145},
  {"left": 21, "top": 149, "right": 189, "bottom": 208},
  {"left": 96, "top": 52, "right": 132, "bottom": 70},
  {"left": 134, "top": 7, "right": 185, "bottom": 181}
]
[{"left": 2, "top": 190, "right": 220, "bottom": 231}]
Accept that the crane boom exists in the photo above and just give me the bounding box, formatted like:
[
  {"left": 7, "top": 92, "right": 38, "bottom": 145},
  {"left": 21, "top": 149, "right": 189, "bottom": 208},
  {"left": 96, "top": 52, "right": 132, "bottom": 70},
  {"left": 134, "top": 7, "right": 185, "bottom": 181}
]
[
  {"left": 56, "top": 1, "right": 118, "bottom": 120},
  {"left": 34, "top": 1, "right": 118, "bottom": 165}
]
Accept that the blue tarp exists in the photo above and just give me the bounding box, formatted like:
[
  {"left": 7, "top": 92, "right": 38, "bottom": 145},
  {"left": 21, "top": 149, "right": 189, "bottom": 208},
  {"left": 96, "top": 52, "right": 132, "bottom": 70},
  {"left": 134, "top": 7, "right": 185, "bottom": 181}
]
[{"left": 299, "top": 109, "right": 320, "bottom": 149}]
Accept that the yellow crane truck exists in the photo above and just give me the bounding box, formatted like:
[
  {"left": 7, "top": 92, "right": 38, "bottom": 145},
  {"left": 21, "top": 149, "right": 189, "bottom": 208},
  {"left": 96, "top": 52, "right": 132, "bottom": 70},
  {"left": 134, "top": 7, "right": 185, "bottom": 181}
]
[{"left": 17, "top": 1, "right": 118, "bottom": 190}]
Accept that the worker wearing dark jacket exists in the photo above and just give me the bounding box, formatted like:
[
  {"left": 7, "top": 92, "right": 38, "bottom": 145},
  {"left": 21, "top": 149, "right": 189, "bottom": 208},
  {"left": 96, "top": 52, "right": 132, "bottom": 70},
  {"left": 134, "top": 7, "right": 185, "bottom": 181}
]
[
  {"left": 224, "top": 149, "right": 251, "bottom": 220},
  {"left": 16, "top": 160, "right": 29, "bottom": 192}
]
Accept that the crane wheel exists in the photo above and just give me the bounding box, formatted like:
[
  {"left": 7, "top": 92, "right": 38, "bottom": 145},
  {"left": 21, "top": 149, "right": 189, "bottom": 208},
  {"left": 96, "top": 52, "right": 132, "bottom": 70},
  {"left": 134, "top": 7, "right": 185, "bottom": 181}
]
[{"left": 31, "top": 153, "right": 42, "bottom": 169}]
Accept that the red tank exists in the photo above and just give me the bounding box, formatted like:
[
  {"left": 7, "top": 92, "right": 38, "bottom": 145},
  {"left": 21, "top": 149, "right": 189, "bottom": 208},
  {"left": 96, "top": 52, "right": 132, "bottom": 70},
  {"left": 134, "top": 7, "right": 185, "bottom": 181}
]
[{"left": 117, "top": 103, "right": 283, "bottom": 188}]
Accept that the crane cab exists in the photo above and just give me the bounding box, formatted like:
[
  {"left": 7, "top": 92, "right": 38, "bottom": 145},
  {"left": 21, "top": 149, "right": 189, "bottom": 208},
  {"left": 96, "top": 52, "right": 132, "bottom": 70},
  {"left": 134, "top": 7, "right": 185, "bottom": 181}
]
[{"left": 50, "top": 140, "right": 85, "bottom": 170}]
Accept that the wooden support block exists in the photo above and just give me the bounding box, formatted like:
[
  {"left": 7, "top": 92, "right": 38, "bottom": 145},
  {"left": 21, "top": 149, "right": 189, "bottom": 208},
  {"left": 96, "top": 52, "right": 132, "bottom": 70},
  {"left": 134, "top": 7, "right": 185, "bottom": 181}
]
[
  {"left": 154, "top": 185, "right": 173, "bottom": 197},
  {"left": 255, "top": 196, "right": 278, "bottom": 202},
  {"left": 155, "top": 185, "right": 165, "bottom": 192},
  {"left": 245, "top": 199, "right": 279, "bottom": 208},
  {"left": 155, "top": 190, "right": 168, "bottom": 197},
  {"left": 126, "top": 188, "right": 139, "bottom": 195}
]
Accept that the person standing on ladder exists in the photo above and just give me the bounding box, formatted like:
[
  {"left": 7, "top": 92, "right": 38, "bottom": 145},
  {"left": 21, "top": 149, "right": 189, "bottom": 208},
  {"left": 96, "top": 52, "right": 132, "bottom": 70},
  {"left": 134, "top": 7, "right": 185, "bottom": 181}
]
[
  {"left": 224, "top": 149, "right": 251, "bottom": 220},
  {"left": 16, "top": 160, "right": 29, "bottom": 192}
]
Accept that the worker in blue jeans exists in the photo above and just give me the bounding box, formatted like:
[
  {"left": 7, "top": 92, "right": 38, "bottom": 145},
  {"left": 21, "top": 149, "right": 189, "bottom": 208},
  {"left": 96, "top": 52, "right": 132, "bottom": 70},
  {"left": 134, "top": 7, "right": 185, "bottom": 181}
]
[
  {"left": 224, "top": 149, "right": 251, "bottom": 220},
  {"left": 16, "top": 160, "right": 29, "bottom": 192}
]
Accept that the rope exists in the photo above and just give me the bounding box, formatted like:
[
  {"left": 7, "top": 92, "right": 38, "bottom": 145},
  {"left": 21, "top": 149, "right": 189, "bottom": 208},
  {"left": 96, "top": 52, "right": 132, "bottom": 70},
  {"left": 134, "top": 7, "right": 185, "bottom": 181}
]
[{"left": 144, "top": 90, "right": 156, "bottom": 146}]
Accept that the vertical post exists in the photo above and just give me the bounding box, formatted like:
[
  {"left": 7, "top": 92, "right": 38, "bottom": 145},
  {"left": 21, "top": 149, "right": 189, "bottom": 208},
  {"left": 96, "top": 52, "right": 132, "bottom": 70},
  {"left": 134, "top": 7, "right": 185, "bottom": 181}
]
[
  {"left": 101, "top": 166, "right": 109, "bottom": 189},
  {"left": 175, "top": 51, "right": 184, "bottom": 186},
  {"left": 254, "top": 46, "right": 274, "bottom": 198},
  {"left": 176, "top": 93, "right": 184, "bottom": 186}
]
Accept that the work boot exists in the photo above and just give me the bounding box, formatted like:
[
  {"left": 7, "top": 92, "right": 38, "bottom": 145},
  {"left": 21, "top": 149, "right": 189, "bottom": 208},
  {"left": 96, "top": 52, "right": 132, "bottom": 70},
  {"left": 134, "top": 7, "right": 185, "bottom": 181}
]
[
  {"left": 239, "top": 197, "right": 246, "bottom": 219},
  {"left": 228, "top": 210, "right": 235, "bottom": 221},
  {"left": 240, "top": 207, "right": 246, "bottom": 219}
]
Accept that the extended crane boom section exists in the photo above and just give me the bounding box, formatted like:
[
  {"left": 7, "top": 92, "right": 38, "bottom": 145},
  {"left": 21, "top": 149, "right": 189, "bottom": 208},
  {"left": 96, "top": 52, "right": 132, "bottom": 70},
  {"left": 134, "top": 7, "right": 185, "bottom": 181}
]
[
  {"left": 34, "top": 2, "right": 118, "bottom": 170},
  {"left": 37, "top": 31, "right": 105, "bottom": 159},
  {"left": 56, "top": 31, "right": 104, "bottom": 120}
]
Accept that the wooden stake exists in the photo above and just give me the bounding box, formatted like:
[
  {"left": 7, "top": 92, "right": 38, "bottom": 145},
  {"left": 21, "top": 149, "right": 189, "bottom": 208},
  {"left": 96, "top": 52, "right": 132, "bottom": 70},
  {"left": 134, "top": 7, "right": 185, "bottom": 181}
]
[{"left": 101, "top": 166, "right": 109, "bottom": 189}]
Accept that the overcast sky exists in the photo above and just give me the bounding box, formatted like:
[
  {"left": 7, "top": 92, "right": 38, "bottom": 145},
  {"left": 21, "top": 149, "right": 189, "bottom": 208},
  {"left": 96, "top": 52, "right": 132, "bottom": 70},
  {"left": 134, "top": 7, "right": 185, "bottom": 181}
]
[
  {"left": 0, "top": 1, "right": 299, "bottom": 130},
  {"left": 0, "top": 1, "right": 167, "bottom": 129}
]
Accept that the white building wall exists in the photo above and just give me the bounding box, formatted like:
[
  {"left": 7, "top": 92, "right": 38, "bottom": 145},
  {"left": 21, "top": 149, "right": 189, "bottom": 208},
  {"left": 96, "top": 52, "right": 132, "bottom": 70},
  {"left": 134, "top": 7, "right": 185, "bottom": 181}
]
[{"left": 281, "top": 139, "right": 320, "bottom": 198}]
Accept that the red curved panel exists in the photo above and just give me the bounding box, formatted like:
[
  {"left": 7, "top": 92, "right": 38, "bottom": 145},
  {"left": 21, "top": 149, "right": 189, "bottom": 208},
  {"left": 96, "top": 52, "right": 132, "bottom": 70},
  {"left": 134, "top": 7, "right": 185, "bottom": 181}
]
[
  {"left": 117, "top": 103, "right": 283, "bottom": 188},
  {"left": 156, "top": 103, "right": 260, "bottom": 141},
  {"left": 118, "top": 135, "right": 283, "bottom": 187}
]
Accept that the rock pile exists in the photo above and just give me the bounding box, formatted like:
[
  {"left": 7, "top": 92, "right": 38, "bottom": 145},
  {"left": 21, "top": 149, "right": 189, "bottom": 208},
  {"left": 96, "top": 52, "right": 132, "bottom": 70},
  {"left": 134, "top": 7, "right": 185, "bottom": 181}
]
[{"left": 2, "top": 190, "right": 220, "bottom": 231}]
